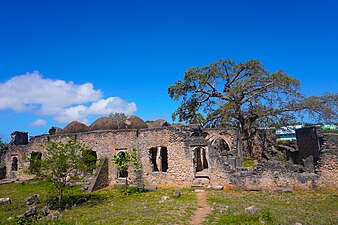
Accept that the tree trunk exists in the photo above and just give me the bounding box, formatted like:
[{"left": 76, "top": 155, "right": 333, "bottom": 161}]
[
  {"left": 58, "top": 187, "right": 63, "bottom": 208},
  {"left": 125, "top": 177, "right": 129, "bottom": 196}
]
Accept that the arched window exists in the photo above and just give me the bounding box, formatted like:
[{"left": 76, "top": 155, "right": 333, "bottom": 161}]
[{"left": 213, "top": 138, "right": 230, "bottom": 156}]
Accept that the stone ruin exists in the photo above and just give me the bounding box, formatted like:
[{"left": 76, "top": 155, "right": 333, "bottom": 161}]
[{"left": 0, "top": 116, "right": 337, "bottom": 191}]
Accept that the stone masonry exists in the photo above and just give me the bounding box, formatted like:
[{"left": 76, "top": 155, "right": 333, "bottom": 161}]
[{"left": 0, "top": 118, "right": 337, "bottom": 191}]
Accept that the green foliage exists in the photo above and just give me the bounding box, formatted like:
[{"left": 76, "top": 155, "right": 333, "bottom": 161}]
[
  {"left": 168, "top": 59, "right": 338, "bottom": 156},
  {"left": 0, "top": 138, "right": 6, "bottom": 149},
  {"left": 28, "top": 152, "right": 42, "bottom": 176},
  {"left": 1, "top": 182, "right": 337, "bottom": 225},
  {"left": 112, "top": 148, "right": 142, "bottom": 195},
  {"left": 322, "top": 128, "right": 338, "bottom": 134},
  {"left": 215, "top": 211, "right": 272, "bottom": 225},
  {"left": 108, "top": 112, "right": 127, "bottom": 127},
  {"left": 242, "top": 158, "right": 255, "bottom": 169},
  {"left": 40, "top": 137, "right": 96, "bottom": 208},
  {"left": 206, "top": 190, "right": 338, "bottom": 225}
]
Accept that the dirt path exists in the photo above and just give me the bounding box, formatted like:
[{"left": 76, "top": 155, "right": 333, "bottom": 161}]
[{"left": 190, "top": 190, "right": 212, "bottom": 225}]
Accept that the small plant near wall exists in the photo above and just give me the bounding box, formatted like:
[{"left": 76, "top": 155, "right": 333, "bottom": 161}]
[
  {"left": 112, "top": 148, "right": 142, "bottom": 196},
  {"left": 38, "top": 137, "right": 97, "bottom": 209}
]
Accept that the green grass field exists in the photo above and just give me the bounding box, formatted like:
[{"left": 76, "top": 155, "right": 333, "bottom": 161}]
[{"left": 0, "top": 181, "right": 337, "bottom": 225}]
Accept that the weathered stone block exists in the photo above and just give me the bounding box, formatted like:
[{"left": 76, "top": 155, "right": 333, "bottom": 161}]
[
  {"left": 0, "top": 198, "right": 11, "bottom": 205},
  {"left": 244, "top": 206, "right": 259, "bottom": 214},
  {"left": 24, "top": 194, "right": 39, "bottom": 205}
]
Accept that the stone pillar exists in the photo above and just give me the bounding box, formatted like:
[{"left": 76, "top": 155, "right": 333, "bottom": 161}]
[
  {"left": 156, "top": 146, "right": 162, "bottom": 172},
  {"left": 200, "top": 148, "right": 205, "bottom": 170}
]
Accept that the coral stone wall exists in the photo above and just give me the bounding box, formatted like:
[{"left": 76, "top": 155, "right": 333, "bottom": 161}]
[
  {"left": 6, "top": 126, "right": 238, "bottom": 188},
  {"left": 317, "top": 133, "right": 338, "bottom": 189},
  {"left": 2, "top": 125, "right": 338, "bottom": 191},
  {"left": 317, "top": 149, "right": 338, "bottom": 189}
]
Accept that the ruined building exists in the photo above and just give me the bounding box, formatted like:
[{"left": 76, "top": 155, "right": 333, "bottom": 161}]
[{"left": 0, "top": 116, "right": 337, "bottom": 191}]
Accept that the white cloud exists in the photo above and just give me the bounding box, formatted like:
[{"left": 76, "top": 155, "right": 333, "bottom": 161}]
[
  {"left": 53, "top": 97, "right": 137, "bottom": 124},
  {"left": 87, "top": 97, "right": 137, "bottom": 115},
  {"left": 29, "top": 119, "right": 47, "bottom": 127},
  {"left": 0, "top": 71, "right": 137, "bottom": 124}
]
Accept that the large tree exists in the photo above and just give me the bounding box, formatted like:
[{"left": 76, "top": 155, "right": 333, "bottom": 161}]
[{"left": 168, "top": 59, "right": 338, "bottom": 156}]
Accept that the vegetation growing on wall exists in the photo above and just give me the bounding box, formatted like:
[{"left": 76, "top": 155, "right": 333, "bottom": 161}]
[
  {"left": 39, "top": 137, "right": 97, "bottom": 208},
  {"left": 112, "top": 148, "right": 142, "bottom": 195}
]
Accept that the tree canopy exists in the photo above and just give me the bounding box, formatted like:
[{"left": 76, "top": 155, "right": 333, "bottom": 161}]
[
  {"left": 0, "top": 138, "right": 5, "bottom": 149},
  {"left": 109, "top": 112, "right": 127, "bottom": 128},
  {"left": 168, "top": 59, "right": 338, "bottom": 155}
]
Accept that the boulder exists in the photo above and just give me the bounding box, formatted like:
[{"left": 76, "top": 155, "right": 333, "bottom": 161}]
[
  {"left": 173, "top": 190, "right": 181, "bottom": 198},
  {"left": 302, "top": 155, "right": 315, "bottom": 173},
  {"left": 24, "top": 194, "right": 39, "bottom": 205},
  {"left": 75, "top": 196, "right": 87, "bottom": 206},
  {"left": 219, "top": 206, "right": 229, "bottom": 214},
  {"left": 145, "top": 185, "right": 157, "bottom": 191},
  {"left": 23, "top": 205, "right": 37, "bottom": 217},
  {"left": 244, "top": 206, "right": 259, "bottom": 214},
  {"left": 211, "top": 185, "right": 224, "bottom": 190},
  {"left": 0, "top": 198, "right": 11, "bottom": 205}
]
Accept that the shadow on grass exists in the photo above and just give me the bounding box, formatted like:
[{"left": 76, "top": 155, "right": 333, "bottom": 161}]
[{"left": 46, "top": 193, "right": 106, "bottom": 210}]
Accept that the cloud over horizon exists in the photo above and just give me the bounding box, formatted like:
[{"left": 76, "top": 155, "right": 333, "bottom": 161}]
[
  {"left": 0, "top": 72, "right": 137, "bottom": 124},
  {"left": 29, "top": 119, "right": 47, "bottom": 127}
]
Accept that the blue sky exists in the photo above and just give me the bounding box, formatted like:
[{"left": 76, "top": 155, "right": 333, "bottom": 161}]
[{"left": 0, "top": 0, "right": 337, "bottom": 141}]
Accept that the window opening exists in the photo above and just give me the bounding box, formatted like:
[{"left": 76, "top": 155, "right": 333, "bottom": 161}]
[
  {"left": 30, "top": 152, "right": 42, "bottom": 174},
  {"left": 118, "top": 152, "right": 128, "bottom": 177},
  {"left": 12, "top": 157, "right": 18, "bottom": 171}
]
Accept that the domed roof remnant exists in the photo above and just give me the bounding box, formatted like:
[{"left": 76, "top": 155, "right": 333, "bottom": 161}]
[
  {"left": 89, "top": 117, "right": 118, "bottom": 131},
  {"left": 119, "top": 115, "right": 148, "bottom": 129},
  {"left": 63, "top": 121, "right": 89, "bottom": 134},
  {"left": 48, "top": 126, "right": 63, "bottom": 135},
  {"left": 147, "top": 119, "right": 171, "bottom": 129}
]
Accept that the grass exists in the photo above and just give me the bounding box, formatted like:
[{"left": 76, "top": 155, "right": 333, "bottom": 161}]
[
  {"left": 206, "top": 190, "right": 338, "bottom": 225},
  {"left": 242, "top": 158, "right": 255, "bottom": 170},
  {"left": 0, "top": 181, "right": 197, "bottom": 225},
  {"left": 1, "top": 181, "right": 337, "bottom": 225}
]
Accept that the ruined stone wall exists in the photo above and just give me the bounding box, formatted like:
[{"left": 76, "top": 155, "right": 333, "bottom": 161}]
[
  {"left": 230, "top": 161, "right": 318, "bottom": 191},
  {"left": 4, "top": 125, "right": 336, "bottom": 191},
  {"left": 4, "top": 144, "right": 29, "bottom": 179},
  {"left": 317, "top": 149, "right": 338, "bottom": 189},
  {"left": 204, "top": 129, "right": 239, "bottom": 185},
  {"left": 138, "top": 127, "right": 191, "bottom": 187},
  {"left": 2, "top": 126, "right": 241, "bottom": 188},
  {"left": 317, "top": 133, "right": 338, "bottom": 189},
  {"left": 321, "top": 133, "right": 338, "bottom": 149},
  {"left": 0, "top": 148, "right": 6, "bottom": 179}
]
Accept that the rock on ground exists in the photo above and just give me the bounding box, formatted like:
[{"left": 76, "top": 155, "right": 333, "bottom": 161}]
[
  {"left": 0, "top": 198, "right": 11, "bottom": 205},
  {"left": 24, "top": 194, "right": 39, "bottom": 205},
  {"left": 244, "top": 205, "right": 259, "bottom": 214},
  {"left": 173, "top": 190, "right": 181, "bottom": 198}
]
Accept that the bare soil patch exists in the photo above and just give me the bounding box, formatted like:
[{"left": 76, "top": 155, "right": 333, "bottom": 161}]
[{"left": 191, "top": 191, "right": 212, "bottom": 225}]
